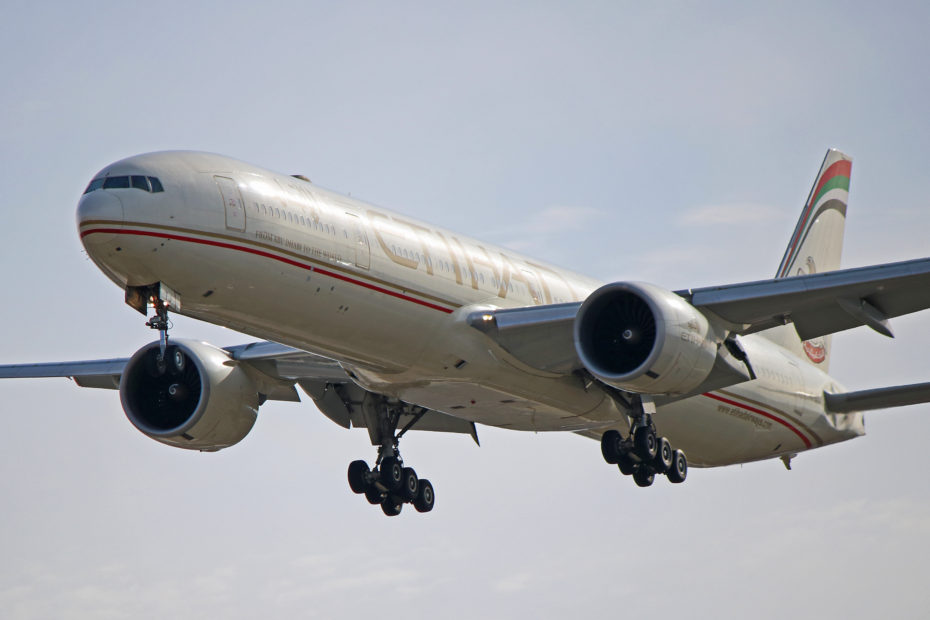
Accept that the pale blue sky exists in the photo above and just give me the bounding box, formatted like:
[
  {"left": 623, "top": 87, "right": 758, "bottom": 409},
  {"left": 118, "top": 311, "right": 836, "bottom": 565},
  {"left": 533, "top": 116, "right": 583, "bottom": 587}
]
[{"left": 2, "top": 2, "right": 930, "bottom": 618}]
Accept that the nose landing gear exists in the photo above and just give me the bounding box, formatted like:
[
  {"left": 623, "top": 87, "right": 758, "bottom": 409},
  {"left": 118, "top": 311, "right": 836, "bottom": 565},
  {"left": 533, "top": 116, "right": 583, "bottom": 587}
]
[
  {"left": 126, "top": 282, "right": 181, "bottom": 374},
  {"left": 346, "top": 395, "right": 436, "bottom": 516}
]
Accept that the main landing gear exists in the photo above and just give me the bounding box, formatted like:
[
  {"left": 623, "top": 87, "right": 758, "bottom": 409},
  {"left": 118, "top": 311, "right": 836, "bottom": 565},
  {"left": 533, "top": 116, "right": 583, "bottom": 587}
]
[
  {"left": 346, "top": 395, "right": 435, "bottom": 516},
  {"left": 600, "top": 397, "right": 688, "bottom": 487}
]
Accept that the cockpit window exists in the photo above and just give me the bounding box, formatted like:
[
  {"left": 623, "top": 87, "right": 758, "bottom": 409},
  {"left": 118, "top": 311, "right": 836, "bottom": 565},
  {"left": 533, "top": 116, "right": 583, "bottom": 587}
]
[
  {"left": 103, "top": 176, "right": 131, "bottom": 189},
  {"left": 84, "top": 178, "right": 105, "bottom": 194},
  {"left": 83, "top": 175, "right": 165, "bottom": 194}
]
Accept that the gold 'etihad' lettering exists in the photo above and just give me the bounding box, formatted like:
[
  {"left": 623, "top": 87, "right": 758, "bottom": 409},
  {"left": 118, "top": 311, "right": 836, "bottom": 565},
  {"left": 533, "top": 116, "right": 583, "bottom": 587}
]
[
  {"left": 499, "top": 253, "right": 540, "bottom": 304},
  {"left": 527, "top": 260, "right": 578, "bottom": 302},
  {"left": 472, "top": 245, "right": 501, "bottom": 290},
  {"left": 452, "top": 236, "right": 478, "bottom": 289},
  {"left": 435, "top": 231, "right": 463, "bottom": 284},
  {"left": 367, "top": 210, "right": 419, "bottom": 270},
  {"left": 406, "top": 220, "right": 436, "bottom": 276}
]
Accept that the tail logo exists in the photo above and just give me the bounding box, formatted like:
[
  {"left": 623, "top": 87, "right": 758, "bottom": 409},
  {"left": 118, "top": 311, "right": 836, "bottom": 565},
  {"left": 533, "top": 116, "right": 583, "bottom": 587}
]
[{"left": 799, "top": 256, "right": 827, "bottom": 364}]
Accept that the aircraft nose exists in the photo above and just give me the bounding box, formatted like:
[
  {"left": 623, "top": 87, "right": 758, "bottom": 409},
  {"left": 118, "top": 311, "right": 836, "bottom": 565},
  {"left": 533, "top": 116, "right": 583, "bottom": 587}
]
[
  {"left": 77, "top": 187, "right": 124, "bottom": 251},
  {"left": 76, "top": 188, "right": 124, "bottom": 228}
]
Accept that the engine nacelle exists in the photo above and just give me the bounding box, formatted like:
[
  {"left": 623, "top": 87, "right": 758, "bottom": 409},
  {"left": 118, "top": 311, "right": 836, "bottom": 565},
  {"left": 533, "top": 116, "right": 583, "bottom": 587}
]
[
  {"left": 119, "top": 339, "right": 260, "bottom": 451},
  {"left": 574, "top": 282, "right": 718, "bottom": 395}
]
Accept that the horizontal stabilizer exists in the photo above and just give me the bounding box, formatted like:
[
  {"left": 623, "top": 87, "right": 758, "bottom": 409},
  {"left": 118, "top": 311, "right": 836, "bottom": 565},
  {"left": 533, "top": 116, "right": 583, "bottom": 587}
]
[{"left": 824, "top": 382, "right": 930, "bottom": 413}]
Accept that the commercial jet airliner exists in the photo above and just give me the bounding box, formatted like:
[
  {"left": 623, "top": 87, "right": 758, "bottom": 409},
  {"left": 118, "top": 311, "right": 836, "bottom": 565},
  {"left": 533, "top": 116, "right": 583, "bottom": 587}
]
[{"left": 3, "top": 149, "right": 930, "bottom": 516}]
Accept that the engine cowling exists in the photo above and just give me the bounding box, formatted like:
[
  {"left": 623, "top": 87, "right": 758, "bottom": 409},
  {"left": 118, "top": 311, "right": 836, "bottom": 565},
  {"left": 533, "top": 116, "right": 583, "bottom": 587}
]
[
  {"left": 119, "top": 339, "right": 260, "bottom": 451},
  {"left": 574, "top": 282, "right": 718, "bottom": 395}
]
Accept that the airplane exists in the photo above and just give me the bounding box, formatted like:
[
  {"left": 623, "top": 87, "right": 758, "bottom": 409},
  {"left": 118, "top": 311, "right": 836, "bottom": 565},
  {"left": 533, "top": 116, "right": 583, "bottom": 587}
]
[{"left": 3, "top": 148, "right": 930, "bottom": 517}]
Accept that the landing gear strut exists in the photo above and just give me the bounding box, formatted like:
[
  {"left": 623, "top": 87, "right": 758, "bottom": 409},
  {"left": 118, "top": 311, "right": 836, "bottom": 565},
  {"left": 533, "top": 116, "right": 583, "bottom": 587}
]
[
  {"left": 127, "top": 282, "right": 180, "bottom": 374},
  {"left": 600, "top": 396, "right": 688, "bottom": 486},
  {"left": 145, "top": 296, "right": 172, "bottom": 372},
  {"left": 346, "top": 394, "right": 435, "bottom": 516}
]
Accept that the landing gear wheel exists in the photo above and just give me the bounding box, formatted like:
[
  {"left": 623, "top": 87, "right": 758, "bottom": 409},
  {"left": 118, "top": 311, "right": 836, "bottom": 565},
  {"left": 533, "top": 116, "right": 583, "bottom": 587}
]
[
  {"left": 668, "top": 449, "right": 688, "bottom": 484},
  {"left": 401, "top": 467, "right": 419, "bottom": 501},
  {"left": 365, "top": 486, "right": 384, "bottom": 505},
  {"left": 414, "top": 479, "right": 435, "bottom": 513},
  {"left": 617, "top": 452, "right": 636, "bottom": 476},
  {"left": 653, "top": 437, "right": 673, "bottom": 474},
  {"left": 171, "top": 348, "right": 186, "bottom": 374},
  {"left": 381, "top": 496, "right": 403, "bottom": 516},
  {"left": 380, "top": 456, "right": 403, "bottom": 491},
  {"left": 632, "top": 466, "right": 655, "bottom": 487},
  {"left": 347, "top": 460, "right": 370, "bottom": 494},
  {"left": 634, "top": 427, "right": 657, "bottom": 461},
  {"left": 600, "top": 430, "right": 624, "bottom": 464}
]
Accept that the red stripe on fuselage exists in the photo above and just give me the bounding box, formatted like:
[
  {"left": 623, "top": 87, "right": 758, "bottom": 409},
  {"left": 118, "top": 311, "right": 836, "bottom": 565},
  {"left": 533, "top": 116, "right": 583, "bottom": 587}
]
[
  {"left": 702, "top": 392, "right": 812, "bottom": 448},
  {"left": 80, "top": 227, "right": 456, "bottom": 314}
]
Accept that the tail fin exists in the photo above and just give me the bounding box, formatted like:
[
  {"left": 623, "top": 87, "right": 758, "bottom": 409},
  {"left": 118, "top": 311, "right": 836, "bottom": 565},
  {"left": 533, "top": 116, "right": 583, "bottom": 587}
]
[{"left": 763, "top": 149, "right": 853, "bottom": 370}]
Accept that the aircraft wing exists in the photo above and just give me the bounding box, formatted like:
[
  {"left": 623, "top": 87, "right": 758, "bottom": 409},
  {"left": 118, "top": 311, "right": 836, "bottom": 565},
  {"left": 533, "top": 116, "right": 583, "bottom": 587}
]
[
  {"left": 0, "top": 341, "right": 477, "bottom": 439},
  {"left": 469, "top": 257, "right": 930, "bottom": 374},
  {"left": 679, "top": 257, "right": 930, "bottom": 340},
  {"left": 0, "top": 342, "right": 345, "bottom": 396}
]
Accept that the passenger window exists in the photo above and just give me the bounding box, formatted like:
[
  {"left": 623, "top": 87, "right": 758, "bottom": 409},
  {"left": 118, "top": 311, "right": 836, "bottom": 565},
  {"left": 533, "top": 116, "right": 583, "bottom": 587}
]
[
  {"left": 103, "top": 176, "right": 130, "bottom": 189},
  {"left": 148, "top": 177, "right": 165, "bottom": 192},
  {"left": 130, "top": 175, "right": 150, "bottom": 191},
  {"left": 84, "top": 178, "right": 104, "bottom": 194}
]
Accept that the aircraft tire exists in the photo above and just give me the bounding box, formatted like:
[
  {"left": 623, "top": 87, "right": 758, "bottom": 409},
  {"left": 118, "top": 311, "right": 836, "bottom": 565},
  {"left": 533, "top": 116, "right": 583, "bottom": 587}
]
[
  {"left": 381, "top": 496, "right": 403, "bottom": 516},
  {"left": 414, "top": 479, "right": 435, "bottom": 513},
  {"left": 668, "top": 450, "right": 688, "bottom": 484},
  {"left": 380, "top": 457, "right": 404, "bottom": 492},
  {"left": 634, "top": 427, "right": 657, "bottom": 461},
  {"left": 600, "top": 430, "right": 624, "bottom": 464},
  {"left": 348, "top": 460, "right": 370, "bottom": 494},
  {"left": 632, "top": 466, "right": 655, "bottom": 487},
  {"left": 653, "top": 437, "right": 673, "bottom": 474},
  {"left": 401, "top": 467, "right": 419, "bottom": 501},
  {"left": 365, "top": 486, "right": 384, "bottom": 505},
  {"left": 617, "top": 452, "right": 636, "bottom": 476}
]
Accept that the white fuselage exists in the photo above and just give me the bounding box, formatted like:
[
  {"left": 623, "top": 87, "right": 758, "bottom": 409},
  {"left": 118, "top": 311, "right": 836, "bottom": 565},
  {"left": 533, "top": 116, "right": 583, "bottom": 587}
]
[{"left": 76, "top": 151, "right": 864, "bottom": 467}]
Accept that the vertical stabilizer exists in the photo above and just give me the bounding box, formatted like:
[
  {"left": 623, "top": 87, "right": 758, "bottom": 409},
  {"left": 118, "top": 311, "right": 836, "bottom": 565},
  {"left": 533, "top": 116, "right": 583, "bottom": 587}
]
[{"left": 763, "top": 149, "right": 853, "bottom": 370}]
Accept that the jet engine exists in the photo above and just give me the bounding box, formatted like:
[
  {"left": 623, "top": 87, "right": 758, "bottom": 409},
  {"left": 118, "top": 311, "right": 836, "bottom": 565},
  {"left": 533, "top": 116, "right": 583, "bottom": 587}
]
[
  {"left": 574, "top": 282, "right": 719, "bottom": 395},
  {"left": 119, "top": 339, "right": 260, "bottom": 451}
]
